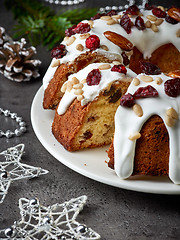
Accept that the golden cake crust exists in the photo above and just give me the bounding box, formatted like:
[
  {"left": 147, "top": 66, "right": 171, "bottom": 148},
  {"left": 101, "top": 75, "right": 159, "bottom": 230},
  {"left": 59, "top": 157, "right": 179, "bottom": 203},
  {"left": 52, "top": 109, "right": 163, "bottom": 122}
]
[{"left": 108, "top": 115, "right": 170, "bottom": 176}]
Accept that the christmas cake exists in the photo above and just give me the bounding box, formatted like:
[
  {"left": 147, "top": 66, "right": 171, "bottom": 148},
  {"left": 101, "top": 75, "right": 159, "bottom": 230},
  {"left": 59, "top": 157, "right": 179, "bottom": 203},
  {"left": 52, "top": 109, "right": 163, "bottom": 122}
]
[
  {"left": 42, "top": 4, "right": 180, "bottom": 183},
  {"left": 43, "top": 5, "right": 180, "bottom": 109},
  {"left": 108, "top": 71, "right": 180, "bottom": 184},
  {"left": 52, "top": 63, "right": 136, "bottom": 151}
]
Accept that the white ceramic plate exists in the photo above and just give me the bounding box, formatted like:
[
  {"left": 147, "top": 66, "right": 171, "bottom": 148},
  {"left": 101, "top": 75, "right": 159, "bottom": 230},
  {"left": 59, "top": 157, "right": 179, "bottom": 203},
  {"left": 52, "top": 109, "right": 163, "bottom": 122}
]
[{"left": 31, "top": 86, "right": 180, "bottom": 194}]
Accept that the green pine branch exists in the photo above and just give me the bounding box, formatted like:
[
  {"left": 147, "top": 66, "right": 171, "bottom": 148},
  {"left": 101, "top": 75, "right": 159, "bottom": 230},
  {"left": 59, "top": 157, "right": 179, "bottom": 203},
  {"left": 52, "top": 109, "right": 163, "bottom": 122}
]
[{"left": 5, "top": 0, "right": 98, "bottom": 49}]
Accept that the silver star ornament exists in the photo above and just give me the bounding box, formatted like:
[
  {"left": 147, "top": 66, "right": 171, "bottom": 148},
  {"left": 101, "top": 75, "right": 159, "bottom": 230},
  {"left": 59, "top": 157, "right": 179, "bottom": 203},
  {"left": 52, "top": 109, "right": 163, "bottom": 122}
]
[
  {"left": 0, "top": 144, "right": 48, "bottom": 204},
  {"left": 0, "top": 195, "right": 101, "bottom": 239}
]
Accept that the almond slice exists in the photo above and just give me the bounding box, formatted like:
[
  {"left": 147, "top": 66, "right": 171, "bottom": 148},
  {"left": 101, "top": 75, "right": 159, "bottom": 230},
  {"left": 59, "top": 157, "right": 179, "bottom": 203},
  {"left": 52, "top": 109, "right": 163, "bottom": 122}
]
[
  {"left": 146, "top": 15, "right": 157, "bottom": 21},
  {"left": 133, "top": 78, "right": 140, "bottom": 86},
  {"left": 133, "top": 104, "right": 143, "bottom": 117},
  {"left": 104, "top": 31, "right": 133, "bottom": 51},
  {"left": 128, "top": 132, "right": 141, "bottom": 141},
  {"left": 155, "top": 77, "right": 163, "bottom": 85},
  {"left": 101, "top": 45, "right": 109, "bottom": 51},
  {"left": 165, "top": 115, "right": 177, "bottom": 127},
  {"left": 98, "top": 64, "right": 111, "bottom": 70},
  {"left": 51, "top": 59, "right": 60, "bottom": 68},
  {"left": 100, "top": 16, "right": 112, "bottom": 21},
  {"left": 140, "top": 75, "right": 153, "bottom": 82},
  {"left": 166, "top": 108, "right": 179, "bottom": 120}
]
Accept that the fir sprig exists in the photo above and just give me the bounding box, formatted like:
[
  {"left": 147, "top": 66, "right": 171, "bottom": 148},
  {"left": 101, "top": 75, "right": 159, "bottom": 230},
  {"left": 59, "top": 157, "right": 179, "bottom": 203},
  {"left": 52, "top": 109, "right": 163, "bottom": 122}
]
[{"left": 5, "top": 0, "right": 97, "bottom": 49}]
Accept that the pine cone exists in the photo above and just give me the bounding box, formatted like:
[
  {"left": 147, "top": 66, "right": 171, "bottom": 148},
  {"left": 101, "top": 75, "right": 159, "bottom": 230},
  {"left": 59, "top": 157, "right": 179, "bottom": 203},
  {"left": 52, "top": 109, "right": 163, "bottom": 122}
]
[
  {"left": 0, "top": 26, "right": 12, "bottom": 47},
  {"left": 0, "top": 38, "right": 41, "bottom": 82}
]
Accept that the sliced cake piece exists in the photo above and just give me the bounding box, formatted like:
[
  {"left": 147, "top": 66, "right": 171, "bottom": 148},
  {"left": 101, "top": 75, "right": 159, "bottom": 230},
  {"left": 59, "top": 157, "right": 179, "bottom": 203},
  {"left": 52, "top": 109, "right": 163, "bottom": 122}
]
[{"left": 52, "top": 63, "right": 136, "bottom": 151}]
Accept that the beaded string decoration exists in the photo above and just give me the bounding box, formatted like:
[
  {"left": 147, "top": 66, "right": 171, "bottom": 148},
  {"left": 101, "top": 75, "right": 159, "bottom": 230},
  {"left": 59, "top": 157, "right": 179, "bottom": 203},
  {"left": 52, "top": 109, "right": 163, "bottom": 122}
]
[
  {"left": 44, "top": 0, "right": 148, "bottom": 10},
  {"left": 0, "top": 144, "right": 48, "bottom": 204},
  {"left": 0, "top": 195, "right": 101, "bottom": 239},
  {"left": 0, "top": 107, "right": 26, "bottom": 138},
  {"left": 44, "top": 0, "right": 85, "bottom": 5},
  {"left": 99, "top": 0, "right": 148, "bottom": 12}
]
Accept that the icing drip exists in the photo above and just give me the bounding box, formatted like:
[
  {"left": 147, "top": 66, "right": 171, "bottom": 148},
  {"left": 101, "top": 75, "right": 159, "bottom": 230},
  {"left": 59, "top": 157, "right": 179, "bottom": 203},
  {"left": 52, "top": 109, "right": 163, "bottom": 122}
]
[
  {"left": 57, "top": 63, "right": 136, "bottom": 115},
  {"left": 61, "top": 10, "right": 179, "bottom": 63},
  {"left": 43, "top": 8, "right": 180, "bottom": 90},
  {"left": 114, "top": 73, "right": 180, "bottom": 184}
]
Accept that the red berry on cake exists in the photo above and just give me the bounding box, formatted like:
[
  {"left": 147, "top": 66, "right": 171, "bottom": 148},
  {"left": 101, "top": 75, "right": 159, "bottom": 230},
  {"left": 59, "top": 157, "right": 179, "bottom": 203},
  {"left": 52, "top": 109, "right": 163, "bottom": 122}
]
[
  {"left": 85, "top": 35, "right": 100, "bottom": 50},
  {"left": 164, "top": 78, "right": 180, "bottom": 97},
  {"left": 111, "top": 64, "right": 127, "bottom": 74},
  {"left": 120, "top": 93, "right": 135, "bottom": 107},
  {"left": 152, "top": 7, "right": 167, "bottom": 18},
  {"left": 86, "top": 68, "right": 101, "bottom": 86},
  {"left": 133, "top": 85, "right": 159, "bottom": 99},
  {"left": 120, "top": 14, "right": 132, "bottom": 34},
  {"left": 51, "top": 44, "right": 67, "bottom": 59},
  {"left": 139, "top": 61, "right": 161, "bottom": 75},
  {"left": 73, "top": 22, "right": 91, "bottom": 34}
]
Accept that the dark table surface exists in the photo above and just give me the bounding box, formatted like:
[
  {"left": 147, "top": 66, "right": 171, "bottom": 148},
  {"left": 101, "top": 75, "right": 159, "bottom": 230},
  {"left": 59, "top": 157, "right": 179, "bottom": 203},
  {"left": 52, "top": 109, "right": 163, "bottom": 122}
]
[{"left": 0, "top": 0, "right": 180, "bottom": 239}]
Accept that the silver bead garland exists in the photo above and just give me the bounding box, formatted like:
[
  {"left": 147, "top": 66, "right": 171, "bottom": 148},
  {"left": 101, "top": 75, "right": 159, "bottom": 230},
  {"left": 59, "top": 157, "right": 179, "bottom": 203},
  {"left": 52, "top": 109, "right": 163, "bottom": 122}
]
[
  {"left": 0, "top": 107, "right": 26, "bottom": 138},
  {"left": 44, "top": 0, "right": 85, "bottom": 5},
  {"left": 99, "top": 0, "right": 148, "bottom": 13}
]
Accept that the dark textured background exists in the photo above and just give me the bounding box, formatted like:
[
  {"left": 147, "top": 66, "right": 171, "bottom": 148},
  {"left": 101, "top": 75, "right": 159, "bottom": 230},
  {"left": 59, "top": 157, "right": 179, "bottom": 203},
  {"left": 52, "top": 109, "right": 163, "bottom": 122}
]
[{"left": 0, "top": 0, "right": 180, "bottom": 239}]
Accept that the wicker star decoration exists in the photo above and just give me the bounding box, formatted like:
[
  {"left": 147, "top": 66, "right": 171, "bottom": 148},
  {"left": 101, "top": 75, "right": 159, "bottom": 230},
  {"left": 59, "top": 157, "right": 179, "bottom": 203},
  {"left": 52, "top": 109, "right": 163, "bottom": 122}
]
[
  {"left": 0, "top": 144, "right": 48, "bottom": 204},
  {"left": 0, "top": 195, "right": 101, "bottom": 239}
]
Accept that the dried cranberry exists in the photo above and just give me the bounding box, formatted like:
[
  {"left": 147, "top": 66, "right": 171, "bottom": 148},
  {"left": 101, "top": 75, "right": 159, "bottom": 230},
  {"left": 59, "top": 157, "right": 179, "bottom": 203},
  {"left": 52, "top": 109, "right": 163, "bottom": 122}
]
[
  {"left": 51, "top": 44, "right": 67, "bottom": 59},
  {"left": 111, "top": 64, "right": 127, "bottom": 74},
  {"left": 165, "top": 15, "right": 178, "bottom": 24},
  {"left": 91, "top": 13, "right": 105, "bottom": 20},
  {"left": 121, "top": 52, "right": 130, "bottom": 66},
  {"left": 85, "top": 35, "right": 100, "bottom": 50},
  {"left": 73, "top": 22, "right": 91, "bottom": 34},
  {"left": 135, "top": 16, "right": 145, "bottom": 30},
  {"left": 152, "top": 7, "right": 167, "bottom": 18},
  {"left": 133, "top": 85, "right": 159, "bottom": 99},
  {"left": 86, "top": 69, "right": 101, "bottom": 86},
  {"left": 65, "top": 25, "right": 76, "bottom": 37},
  {"left": 125, "top": 5, "right": 139, "bottom": 15},
  {"left": 120, "top": 93, "right": 135, "bottom": 108},
  {"left": 139, "top": 61, "right": 161, "bottom": 75},
  {"left": 145, "top": 3, "right": 154, "bottom": 10},
  {"left": 164, "top": 78, "right": 180, "bottom": 97},
  {"left": 106, "top": 10, "right": 118, "bottom": 16},
  {"left": 120, "top": 14, "right": 132, "bottom": 34}
]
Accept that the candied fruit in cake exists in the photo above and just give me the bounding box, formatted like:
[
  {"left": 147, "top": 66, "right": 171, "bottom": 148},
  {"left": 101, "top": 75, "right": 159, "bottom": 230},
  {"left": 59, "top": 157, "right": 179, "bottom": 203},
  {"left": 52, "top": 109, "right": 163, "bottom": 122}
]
[
  {"left": 120, "top": 93, "right": 135, "bottom": 107},
  {"left": 85, "top": 35, "right": 100, "bottom": 50},
  {"left": 86, "top": 69, "right": 101, "bottom": 86},
  {"left": 139, "top": 61, "right": 161, "bottom": 75},
  {"left": 164, "top": 78, "right": 180, "bottom": 97},
  {"left": 51, "top": 44, "right": 67, "bottom": 59},
  {"left": 120, "top": 14, "right": 132, "bottom": 34},
  {"left": 111, "top": 64, "right": 127, "bottom": 74},
  {"left": 133, "top": 85, "right": 159, "bottom": 99}
]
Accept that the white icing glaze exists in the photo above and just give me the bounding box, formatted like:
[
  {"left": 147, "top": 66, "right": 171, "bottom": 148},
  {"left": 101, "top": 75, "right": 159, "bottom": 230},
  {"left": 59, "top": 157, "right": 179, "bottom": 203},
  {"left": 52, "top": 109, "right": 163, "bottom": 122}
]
[
  {"left": 43, "top": 9, "right": 180, "bottom": 90},
  {"left": 57, "top": 63, "right": 136, "bottom": 115},
  {"left": 43, "top": 58, "right": 58, "bottom": 89},
  {"left": 60, "top": 10, "right": 179, "bottom": 63},
  {"left": 114, "top": 73, "right": 180, "bottom": 184}
]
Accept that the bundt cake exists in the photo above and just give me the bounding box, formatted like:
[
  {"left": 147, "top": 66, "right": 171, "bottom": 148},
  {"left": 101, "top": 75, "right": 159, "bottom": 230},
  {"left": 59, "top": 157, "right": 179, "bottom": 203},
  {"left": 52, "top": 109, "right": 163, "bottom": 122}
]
[
  {"left": 41, "top": 4, "right": 180, "bottom": 183},
  {"left": 43, "top": 5, "right": 180, "bottom": 110},
  {"left": 108, "top": 72, "right": 180, "bottom": 184},
  {"left": 52, "top": 63, "right": 136, "bottom": 151}
]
